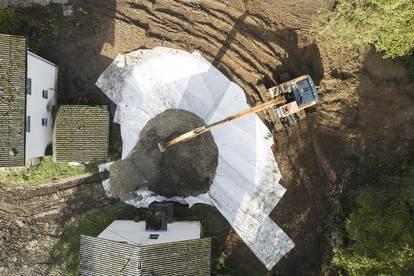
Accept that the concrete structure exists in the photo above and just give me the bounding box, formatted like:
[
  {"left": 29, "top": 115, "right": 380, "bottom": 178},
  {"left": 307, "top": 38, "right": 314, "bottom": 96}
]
[{"left": 0, "top": 34, "right": 57, "bottom": 167}]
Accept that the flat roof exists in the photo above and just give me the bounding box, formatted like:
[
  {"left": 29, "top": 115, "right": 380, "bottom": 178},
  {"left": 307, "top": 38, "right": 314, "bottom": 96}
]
[{"left": 98, "top": 220, "right": 201, "bottom": 245}]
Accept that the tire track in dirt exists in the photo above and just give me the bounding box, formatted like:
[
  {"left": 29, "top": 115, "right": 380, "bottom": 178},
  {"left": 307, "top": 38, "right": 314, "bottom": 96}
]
[
  {"left": 0, "top": 174, "right": 113, "bottom": 275},
  {"left": 125, "top": 1, "right": 275, "bottom": 76},
  {"left": 114, "top": 1, "right": 302, "bottom": 105},
  {"left": 174, "top": 0, "right": 286, "bottom": 57},
  {"left": 154, "top": 7, "right": 274, "bottom": 71},
  {"left": 87, "top": 0, "right": 318, "bottom": 106},
  {"left": 0, "top": 174, "right": 111, "bottom": 219}
]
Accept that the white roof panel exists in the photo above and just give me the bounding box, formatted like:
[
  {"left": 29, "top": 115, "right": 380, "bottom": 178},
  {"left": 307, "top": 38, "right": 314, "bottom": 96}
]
[{"left": 98, "top": 220, "right": 201, "bottom": 246}]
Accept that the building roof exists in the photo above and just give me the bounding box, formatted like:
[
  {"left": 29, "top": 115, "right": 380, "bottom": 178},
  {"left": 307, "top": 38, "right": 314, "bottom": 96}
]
[
  {"left": 97, "top": 220, "right": 201, "bottom": 246},
  {"left": 53, "top": 105, "right": 109, "bottom": 162},
  {"left": 79, "top": 235, "right": 211, "bottom": 276},
  {"left": 0, "top": 34, "right": 26, "bottom": 167}
]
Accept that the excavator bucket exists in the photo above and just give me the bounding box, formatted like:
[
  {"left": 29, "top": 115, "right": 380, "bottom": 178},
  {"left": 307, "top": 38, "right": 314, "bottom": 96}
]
[{"left": 157, "top": 142, "right": 167, "bottom": 153}]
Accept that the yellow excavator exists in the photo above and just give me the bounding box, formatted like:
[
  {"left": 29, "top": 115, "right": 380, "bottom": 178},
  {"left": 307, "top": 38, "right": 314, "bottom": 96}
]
[{"left": 158, "top": 75, "right": 319, "bottom": 152}]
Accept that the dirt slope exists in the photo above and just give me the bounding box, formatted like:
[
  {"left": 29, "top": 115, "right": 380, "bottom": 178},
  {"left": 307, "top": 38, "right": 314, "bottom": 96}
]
[{"left": 0, "top": 174, "right": 111, "bottom": 275}]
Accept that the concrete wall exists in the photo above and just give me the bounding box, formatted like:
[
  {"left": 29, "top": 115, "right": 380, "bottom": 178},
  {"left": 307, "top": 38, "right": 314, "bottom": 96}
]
[{"left": 25, "top": 51, "right": 57, "bottom": 162}]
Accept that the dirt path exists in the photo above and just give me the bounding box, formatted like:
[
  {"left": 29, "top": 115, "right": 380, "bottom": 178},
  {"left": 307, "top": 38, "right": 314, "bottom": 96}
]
[{"left": 2, "top": 0, "right": 414, "bottom": 275}]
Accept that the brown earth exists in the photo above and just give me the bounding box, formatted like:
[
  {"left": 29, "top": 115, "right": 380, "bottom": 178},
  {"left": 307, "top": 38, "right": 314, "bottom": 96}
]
[
  {"left": 0, "top": 174, "right": 112, "bottom": 275},
  {"left": 1, "top": 0, "right": 414, "bottom": 275}
]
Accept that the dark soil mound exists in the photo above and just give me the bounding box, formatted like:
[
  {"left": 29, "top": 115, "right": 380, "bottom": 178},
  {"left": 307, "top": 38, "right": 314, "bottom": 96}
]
[{"left": 110, "top": 109, "right": 218, "bottom": 198}]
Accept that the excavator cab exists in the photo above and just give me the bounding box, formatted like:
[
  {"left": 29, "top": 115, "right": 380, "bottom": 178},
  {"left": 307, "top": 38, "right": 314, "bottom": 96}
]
[{"left": 268, "top": 75, "right": 319, "bottom": 126}]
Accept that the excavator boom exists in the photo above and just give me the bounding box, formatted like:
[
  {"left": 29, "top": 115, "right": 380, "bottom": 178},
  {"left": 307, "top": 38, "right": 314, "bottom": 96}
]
[{"left": 158, "top": 97, "right": 286, "bottom": 152}]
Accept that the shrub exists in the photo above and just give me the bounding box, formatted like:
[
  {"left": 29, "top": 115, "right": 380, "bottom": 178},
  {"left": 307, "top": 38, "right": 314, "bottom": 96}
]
[
  {"left": 0, "top": 4, "right": 60, "bottom": 54},
  {"left": 0, "top": 5, "right": 19, "bottom": 34},
  {"left": 318, "top": 0, "right": 414, "bottom": 58},
  {"left": 332, "top": 161, "right": 414, "bottom": 275}
]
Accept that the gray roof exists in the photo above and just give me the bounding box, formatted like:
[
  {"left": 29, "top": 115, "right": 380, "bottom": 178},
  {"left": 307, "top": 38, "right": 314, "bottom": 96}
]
[
  {"left": 79, "top": 235, "right": 211, "bottom": 276},
  {"left": 53, "top": 105, "right": 109, "bottom": 163},
  {"left": 0, "top": 34, "right": 26, "bottom": 167}
]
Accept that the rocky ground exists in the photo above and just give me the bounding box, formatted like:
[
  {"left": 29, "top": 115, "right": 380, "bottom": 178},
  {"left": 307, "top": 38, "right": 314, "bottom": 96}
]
[{"left": 1, "top": 0, "right": 413, "bottom": 275}]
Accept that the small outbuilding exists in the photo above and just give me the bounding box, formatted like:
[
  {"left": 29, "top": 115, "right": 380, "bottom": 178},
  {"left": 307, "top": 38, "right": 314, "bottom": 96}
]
[
  {"left": 79, "top": 235, "right": 211, "bottom": 276},
  {"left": 79, "top": 203, "right": 211, "bottom": 275},
  {"left": 53, "top": 105, "right": 109, "bottom": 163}
]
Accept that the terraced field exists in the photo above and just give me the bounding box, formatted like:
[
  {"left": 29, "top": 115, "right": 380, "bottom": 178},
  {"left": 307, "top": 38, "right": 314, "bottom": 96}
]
[{"left": 0, "top": 174, "right": 111, "bottom": 275}]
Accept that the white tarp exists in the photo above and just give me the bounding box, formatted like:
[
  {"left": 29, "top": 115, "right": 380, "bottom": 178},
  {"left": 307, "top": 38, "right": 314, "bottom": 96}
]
[{"left": 96, "top": 47, "right": 294, "bottom": 270}]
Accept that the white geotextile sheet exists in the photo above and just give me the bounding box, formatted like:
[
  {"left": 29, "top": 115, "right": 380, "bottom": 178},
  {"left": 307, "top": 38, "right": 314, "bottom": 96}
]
[{"left": 96, "top": 47, "right": 294, "bottom": 270}]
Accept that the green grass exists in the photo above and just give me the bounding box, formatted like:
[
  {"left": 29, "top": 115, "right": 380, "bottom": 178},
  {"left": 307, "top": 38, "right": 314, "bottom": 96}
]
[
  {"left": 0, "top": 156, "right": 100, "bottom": 186},
  {"left": 52, "top": 202, "right": 139, "bottom": 275}
]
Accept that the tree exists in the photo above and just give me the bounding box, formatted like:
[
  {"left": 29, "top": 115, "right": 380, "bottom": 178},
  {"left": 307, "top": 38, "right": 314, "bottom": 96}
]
[
  {"left": 319, "top": 0, "right": 414, "bottom": 58},
  {"left": 0, "top": 5, "right": 19, "bottom": 34},
  {"left": 332, "top": 161, "right": 414, "bottom": 275}
]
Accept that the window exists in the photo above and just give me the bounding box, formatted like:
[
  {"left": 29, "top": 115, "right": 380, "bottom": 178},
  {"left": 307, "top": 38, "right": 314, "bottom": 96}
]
[
  {"left": 26, "top": 116, "right": 31, "bottom": 132},
  {"left": 27, "top": 78, "right": 32, "bottom": 95},
  {"left": 42, "top": 90, "right": 48, "bottom": 99},
  {"left": 41, "top": 118, "right": 48, "bottom": 127}
]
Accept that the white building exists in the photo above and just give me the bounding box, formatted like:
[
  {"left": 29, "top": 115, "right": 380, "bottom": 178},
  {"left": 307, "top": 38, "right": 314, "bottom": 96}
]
[
  {"left": 25, "top": 51, "right": 57, "bottom": 165},
  {"left": 0, "top": 34, "right": 57, "bottom": 168},
  {"left": 79, "top": 218, "right": 211, "bottom": 275},
  {"left": 98, "top": 220, "right": 202, "bottom": 245}
]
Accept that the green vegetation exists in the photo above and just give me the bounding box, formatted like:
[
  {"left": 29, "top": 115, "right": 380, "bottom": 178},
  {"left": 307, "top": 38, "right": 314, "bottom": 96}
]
[
  {"left": 52, "top": 203, "right": 139, "bottom": 276},
  {"left": 0, "top": 156, "right": 100, "bottom": 186},
  {"left": 0, "top": 4, "right": 61, "bottom": 53},
  {"left": 318, "top": 0, "right": 414, "bottom": 58},
  {"left": 332, "top": 157, "right": 414, "bottom": 275},
  {"left": 0, "top": 6, "right": 20, "bottom": 34}
]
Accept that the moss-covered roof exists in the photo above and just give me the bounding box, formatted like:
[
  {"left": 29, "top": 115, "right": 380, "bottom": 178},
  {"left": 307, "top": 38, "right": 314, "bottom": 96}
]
[
  {"left": 80, "top": 235, "right": 211, "bottom": 275},
  {"left": 0, "top": 34, "right": 26, "bottom": 167},
  {"left": 53, "top": 105, "right": 109, "bottom": 163}
]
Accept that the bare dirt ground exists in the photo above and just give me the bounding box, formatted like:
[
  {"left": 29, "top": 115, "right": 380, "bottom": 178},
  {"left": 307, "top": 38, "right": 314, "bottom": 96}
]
[
  {"left": 1, "top": 0, "right": 414, "bottom": 275},
  {"left": 0, "top": 174, "right": 111, "bottom": 275}
]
